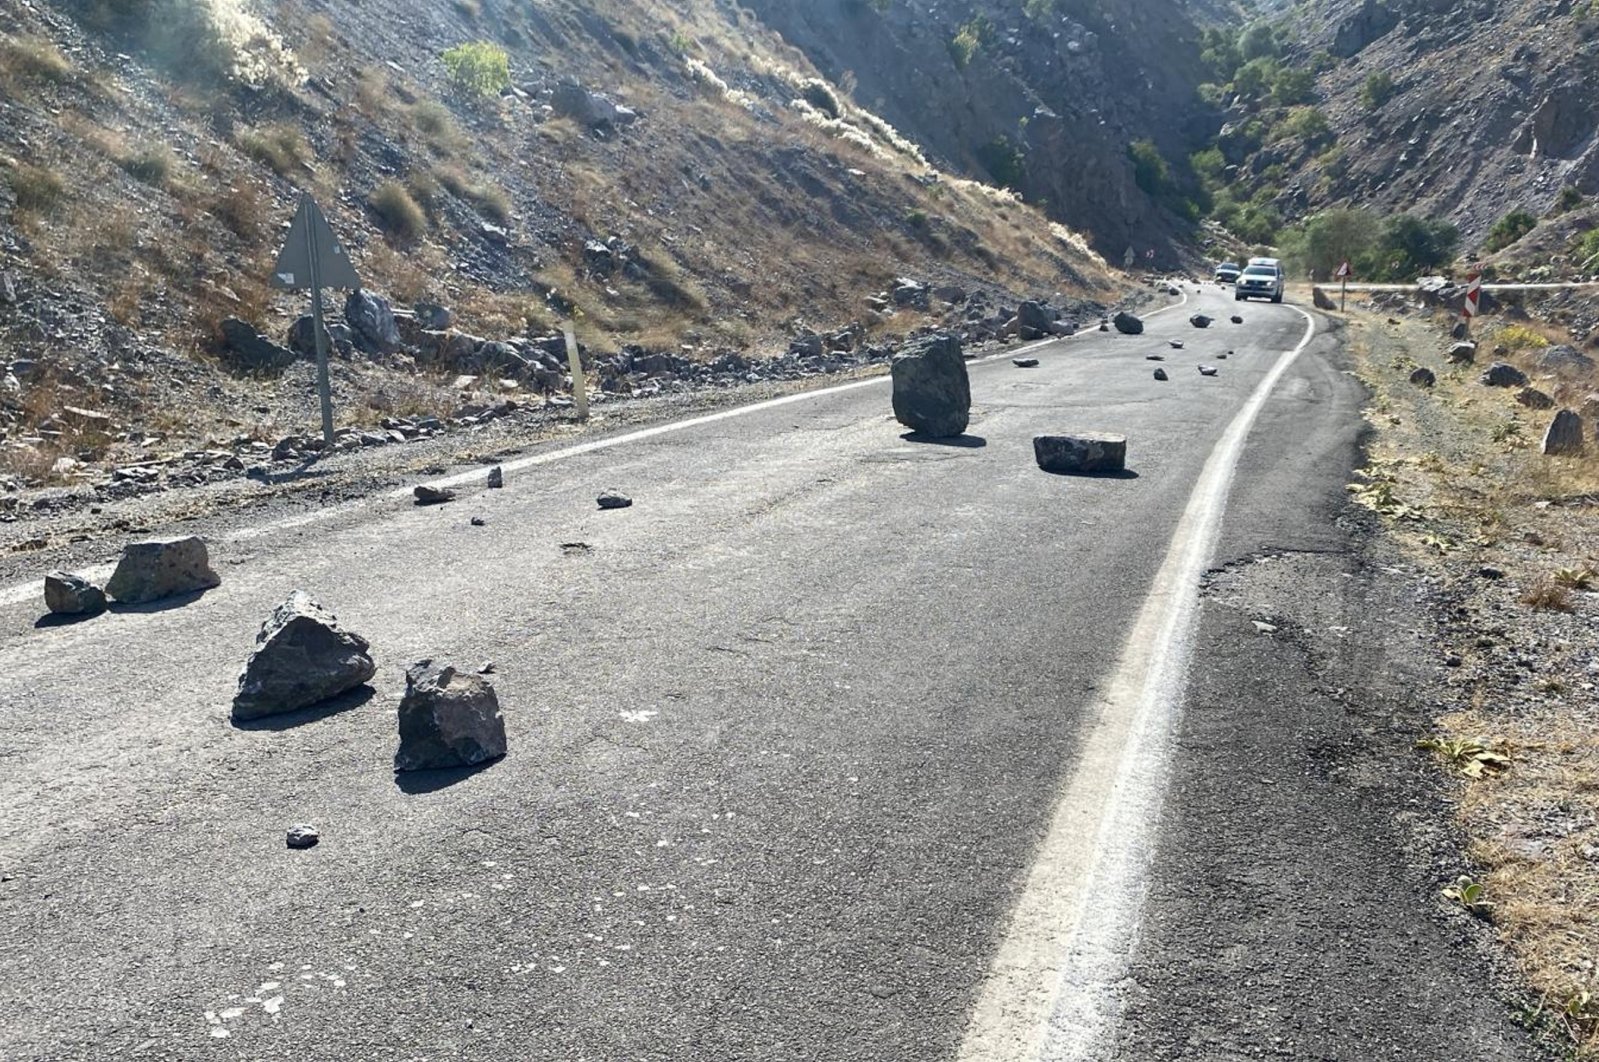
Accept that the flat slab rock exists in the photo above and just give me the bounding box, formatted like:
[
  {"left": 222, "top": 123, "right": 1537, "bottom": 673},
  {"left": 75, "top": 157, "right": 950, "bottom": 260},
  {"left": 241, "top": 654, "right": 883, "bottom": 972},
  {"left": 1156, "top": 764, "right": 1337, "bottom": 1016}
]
[
  {"left": 1034, "top": 433, "right": 1127, "bottom": 475},
  {"left": 598, "top": 490, "right": 633, "bottom": 509},
  {"left": 233, "top": 590, "right": 377, "bottom": 721},
  {"left": 104, "top": 536, "right": 220, "bottom": 605},
  {"left": 1012, "top": 357, "right": 1040, "bottom": 368},
  {"left": 395, "top": 660, "right": 508, "bottom": 772}
]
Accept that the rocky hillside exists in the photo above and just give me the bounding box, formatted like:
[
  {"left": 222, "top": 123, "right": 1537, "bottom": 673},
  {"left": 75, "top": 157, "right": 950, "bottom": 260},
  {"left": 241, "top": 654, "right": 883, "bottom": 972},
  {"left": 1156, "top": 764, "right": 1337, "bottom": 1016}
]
[
  {"left": 0, "top": 0, "right": 1126, "bottom": 492},
  {"left": 743, "top": 0, "right": 1215, "bottom": 262},
  {"left": 1197, "top": 0, "right": 1599, "bottom": 265}
]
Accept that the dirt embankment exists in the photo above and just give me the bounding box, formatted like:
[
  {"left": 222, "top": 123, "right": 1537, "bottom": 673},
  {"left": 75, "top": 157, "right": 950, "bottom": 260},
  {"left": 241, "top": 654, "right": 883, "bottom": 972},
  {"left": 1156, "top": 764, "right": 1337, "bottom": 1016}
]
[{"left": 1345, "top": 292, "right": 1599, "bottom": 1057}]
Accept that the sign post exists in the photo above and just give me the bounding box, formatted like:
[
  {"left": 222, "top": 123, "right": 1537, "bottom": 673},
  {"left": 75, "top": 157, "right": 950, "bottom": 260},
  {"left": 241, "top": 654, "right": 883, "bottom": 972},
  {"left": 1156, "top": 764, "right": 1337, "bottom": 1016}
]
[
  {"left": 1335, "top": 260, "right": 1351, "bottom": 311},
  {"left": 271, "top": 194, "right": 361, "bottom": 449},
  {"left": 562, "top": 321, "right": 588, "bottom": 422}
]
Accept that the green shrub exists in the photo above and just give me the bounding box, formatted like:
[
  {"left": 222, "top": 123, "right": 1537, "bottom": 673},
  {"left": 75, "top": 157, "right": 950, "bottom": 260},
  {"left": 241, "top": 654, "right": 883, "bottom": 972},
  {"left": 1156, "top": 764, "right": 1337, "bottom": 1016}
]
[
  {"left": 1483, "top": 209, "right": 1537, "bottom": 253},
  {"left": 1553, "top": 185, "right": 1584, "bottom": 215},
  {"left": 798, "top": 78, "right": 841, "bottom": 120},
  {"left": 949, "top": 16, "right": 991, "bottom": 68},
  {"left": 369, "top": 180, "right": 428, "bottom": 243},
  {"left": 1574, "top": 228, "right": 1599, "bottom": 269},
  {"left": 1361, "top": 72, "right": 1396, "bottom": 109},
  {"left": 441, "top": 41, "right": 509, "bottom": 98},
  {"left": 1270, "top": 66, "right": 1316, "bottom": 106},
  {"left": 1128, "top": 138, "right": 1170, "bottom": 197},
  {"left": 6, "top": 163, "right": 65, "bottom": 213},
  {"left": 1276, "top": 106, "right": 1333, "bottom": 146}
]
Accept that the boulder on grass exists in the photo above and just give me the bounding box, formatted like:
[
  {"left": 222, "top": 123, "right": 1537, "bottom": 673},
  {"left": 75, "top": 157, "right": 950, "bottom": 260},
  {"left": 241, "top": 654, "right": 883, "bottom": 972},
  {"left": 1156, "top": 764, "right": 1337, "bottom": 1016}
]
[
  {"left": 1543, "top": 410, "right": 1585, "bottom": 456},
  {"left": 1113, "top": 312, "right": 1144, "bottom": 335},
  {"left": 233, "top": 591, "right": 377, "bottom": 721},
  {"left": 1480, "top": 362, "right": 1528, "bottom": 388},
  {"left": 1034, "top": 433, "right": 1127, "bottom": 475},
  {"left": 44, "top": 571, "right": 106, "bottom": 615},
  {"left": 1312, "top": 287, "right": 1337, "bottom": 311},
  {"left": 394, "top": 660, "right": 508, "bottom": 772},
  {"left": 1409, "top": 367, "right": 1436, "bottom": 388},
  {"left": 104, "top": 537, "right": 221, "bottom": 605},
  {"left": 891, "top": 333, "right": 970, "bottom": 437},
  {"left": 1516, "top": 388, "right": 1555, "bottom": 410},
  {"left": 1446, "top": 341, "right": 1477, "bottom": 364}
]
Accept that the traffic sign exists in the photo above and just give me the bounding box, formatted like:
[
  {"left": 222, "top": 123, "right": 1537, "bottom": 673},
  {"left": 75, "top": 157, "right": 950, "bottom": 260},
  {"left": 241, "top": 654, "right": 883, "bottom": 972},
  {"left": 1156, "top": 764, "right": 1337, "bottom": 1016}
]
[
  {"left": 271, "top": 194, "right": 361, "bottom": 449},
  {"left": 272, "top": 195, "right": 360, "bottom": 292},
  {"left": 1335, "top": 261, "right": 1351, "bottom": 279},
  {"left": 1462, "top": 273, "right": 1482, "bottom": 318}
]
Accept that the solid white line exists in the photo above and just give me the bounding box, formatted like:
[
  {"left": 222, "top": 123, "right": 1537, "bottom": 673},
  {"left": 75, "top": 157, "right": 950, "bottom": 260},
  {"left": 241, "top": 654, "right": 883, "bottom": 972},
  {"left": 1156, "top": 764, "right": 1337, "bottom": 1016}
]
[
  {"left": 1, "top": 289, "right": 1193, "bottom": 609},
  {"left": 957, "top": 306, "right": 1318, "bottom": 1062}
]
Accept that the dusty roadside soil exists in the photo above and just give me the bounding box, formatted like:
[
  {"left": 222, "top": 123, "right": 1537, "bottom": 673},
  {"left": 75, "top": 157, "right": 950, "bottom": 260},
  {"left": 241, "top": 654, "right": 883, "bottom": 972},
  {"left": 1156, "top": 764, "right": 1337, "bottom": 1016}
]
[{"left": 1348, "top": 299, "right": 1599, "bottom": 1057}]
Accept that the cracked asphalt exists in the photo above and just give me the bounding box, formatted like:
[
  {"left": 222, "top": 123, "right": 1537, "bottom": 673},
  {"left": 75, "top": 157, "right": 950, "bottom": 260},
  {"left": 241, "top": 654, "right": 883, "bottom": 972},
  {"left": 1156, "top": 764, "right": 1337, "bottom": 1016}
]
[{"left": 0, "top": 290, "right": 1547, "bottom": 1060}]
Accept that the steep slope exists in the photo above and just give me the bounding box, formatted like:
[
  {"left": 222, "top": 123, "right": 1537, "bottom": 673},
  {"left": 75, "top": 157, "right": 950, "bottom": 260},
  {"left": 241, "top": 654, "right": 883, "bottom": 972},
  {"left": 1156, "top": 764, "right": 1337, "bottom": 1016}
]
[
  {"left": 741, "top": 0, "right": 1217, "bottom": 261},
  {"left": 0, "top": 0, "right": 1117, "bottom": 490}
]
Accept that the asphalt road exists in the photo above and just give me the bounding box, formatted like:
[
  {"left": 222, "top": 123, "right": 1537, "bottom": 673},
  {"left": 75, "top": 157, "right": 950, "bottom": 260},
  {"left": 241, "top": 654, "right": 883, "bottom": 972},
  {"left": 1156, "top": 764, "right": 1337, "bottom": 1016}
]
[{"left": 0, "top": 290, "right": 1544, "bottom": 1060}]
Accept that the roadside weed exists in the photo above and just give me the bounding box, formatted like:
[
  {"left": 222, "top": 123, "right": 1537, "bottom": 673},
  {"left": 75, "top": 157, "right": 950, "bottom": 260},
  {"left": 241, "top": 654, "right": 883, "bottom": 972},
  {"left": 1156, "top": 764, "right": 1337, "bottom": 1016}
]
[
  {"left": 1420, "top": 533, "right": 1454, "bottom": 553},
  {"left": 1442, "top": 875, "right": 1493, "bottom": 916},
  {"left": 1417, "top": 736, "right": 1511, "bottom": 778},
  {"left": 1347, "top": 476, "right": 1423, "bottom": 519},
  {"left": 1552, "top": 567, "right": 1596, "bottom": 591},
  {"left": 1492, "top": 420, "right": 1526, "bottom": 446}
]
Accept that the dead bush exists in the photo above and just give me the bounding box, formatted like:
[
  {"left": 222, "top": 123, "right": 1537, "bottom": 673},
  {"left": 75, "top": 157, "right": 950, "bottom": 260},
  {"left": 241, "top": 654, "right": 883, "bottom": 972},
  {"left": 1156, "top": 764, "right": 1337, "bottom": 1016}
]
[
  {"left": 2, "top": 37, "right": 74, "bottom": 84},
  {"left": 369, "top": 180, "right": 428, "bottom": 244},
  {"left": 237, "top": 123, "right": 310, "bottom": 178},
  {"left": 1521, "top": 578, "right": 1575, "bottom": 613},
  {"left": 6, "top": 163, "right": 66, "bottom": 214}
]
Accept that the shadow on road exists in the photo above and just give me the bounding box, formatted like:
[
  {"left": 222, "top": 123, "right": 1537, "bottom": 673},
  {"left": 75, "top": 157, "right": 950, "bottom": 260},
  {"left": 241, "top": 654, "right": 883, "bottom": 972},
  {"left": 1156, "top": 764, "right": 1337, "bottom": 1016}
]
[
  {"left": 900, "top": 432, "right": 988, "bottom": 449},
  {"left": 33, "top": 610, "right": 105, "bottom": 629},
  {"left": 394, "top": 757, "right": 504, "bottom": 794},
  {"left": 232, "top": 685, "right": 377, "bottom": 732},
  {"left": 107, "top": 589, "right": 216, "bottom": 615},
  {"left": 1041, "top": 468, "right": 1141, "bottom": 481}
]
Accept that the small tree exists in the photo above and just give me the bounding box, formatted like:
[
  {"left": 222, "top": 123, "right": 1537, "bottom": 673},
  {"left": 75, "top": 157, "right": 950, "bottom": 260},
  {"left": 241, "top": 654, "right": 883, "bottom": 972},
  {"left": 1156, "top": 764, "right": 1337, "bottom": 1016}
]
[
  {"left": 1361, "top": 72, "right": 1396, "bottom": 109},
  {"left": 1483, "top": 210, "right": 1537, "bottom": 252},
  {"left": 441, "top": 41, "right": 509, "bottom": 98}
]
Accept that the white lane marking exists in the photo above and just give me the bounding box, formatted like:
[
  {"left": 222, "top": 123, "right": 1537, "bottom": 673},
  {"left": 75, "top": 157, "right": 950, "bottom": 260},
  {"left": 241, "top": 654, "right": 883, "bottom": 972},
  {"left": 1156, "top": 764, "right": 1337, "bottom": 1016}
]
[
  {"left": 957, "top": 307, "right": 1318, "bottom": 1062},
  {"left": 0, "top": 289, "right": 1193, "bottom": 608}
]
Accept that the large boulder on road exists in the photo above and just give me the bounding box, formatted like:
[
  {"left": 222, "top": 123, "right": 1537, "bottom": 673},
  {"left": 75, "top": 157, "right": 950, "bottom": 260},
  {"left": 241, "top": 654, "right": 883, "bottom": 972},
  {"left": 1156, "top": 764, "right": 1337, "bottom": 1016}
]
[
  {"left": 104, "top": 536, "right": 221, "bottom": 604},
  {"left": 394, "top": 660, "right": 508, "bottom": 771},
  {"left": 1034, "top": 433, "right": 1127, "bottom": 475},
  {"left": 1113, "top": 312, "right": 1144, "bottom": 335},
  {"left": 233, "top": 591, "right": 377, "bottom": 721},
  {"left": 891, "top": 333, "right": 970, "bottom": 437}
]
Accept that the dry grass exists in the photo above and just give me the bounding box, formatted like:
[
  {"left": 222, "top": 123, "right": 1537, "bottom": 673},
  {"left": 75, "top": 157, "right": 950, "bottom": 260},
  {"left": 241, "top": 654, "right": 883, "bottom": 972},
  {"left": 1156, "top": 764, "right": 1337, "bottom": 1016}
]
[
  {"left": 1, "top": 36, "right": 74, "bottom": 85},
  {"left": 5, "top": 162, "right": 66, "bottom": 215},
  {"left": 236, "top": 123, "right": 311, "bottom": 179},
  {"left": 1352, "top": 306, "right": 1599, "bottom": 1058},
  {"left": 369, "top": 181, "right": 429, "bottom": 245}
]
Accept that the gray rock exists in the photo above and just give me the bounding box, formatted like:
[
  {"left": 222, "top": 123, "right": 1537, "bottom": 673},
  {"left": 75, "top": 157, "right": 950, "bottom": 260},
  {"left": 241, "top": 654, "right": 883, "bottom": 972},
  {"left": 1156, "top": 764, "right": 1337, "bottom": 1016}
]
[
  {"left": 1034, "top": 433, "right": 1127, "bottom": 474},
  {"left": 1538, "top": 344, "right": 1596, "bottom": 373},
  {"left": 1113, "top": 312, "right": 1144, "bottom": 335},
  {"left": 1230, "top": 315, "right": 1244, "bottom": 324},
  {"left": 487, "top": 465, "right": 504, "bottom": 488},
  {"left": 789, "top": 333, "right": 825, "bottom": 358},
  {"left": 1169, "top": 341, "right": 1184, "bottom": 349},
  {"left": 220, "top": 318, "right": 296, "bottom": 373},
  {"left": 1312, "top": 287, "right": 1337, "bottom": 311},
  {"left": 1409, "top": 367, "right": 1437, "bottom": 387},
  {"left": 287, "top": 315, "right": 354, "bottom": 357},
  {"left": 470, "top": 516, "right": 487, "bottom": 527},
  {"left": 1543, "top": 410, "right": 1585, "bottom": 456},
  {"left": 1190, "top": 314, "right": 1213, "bottom": 328},
  {"left": 286, "top": 824, "right": 319, "bottom": 849},
  {"left": 104, "top": 537, "right": 221, "bottom": 604},
  {"left": 552, "top": 81, "right": 631, "bottom": 130},
  {"left": 1516, "top": 387, "right": 1555, "bottom": 410},
  {"left": 1145, "top": 354, "right": 1164, "bottom": 361},
  {"left": 1198, "top": 365, "right": 1219, "bottom": 377},
  {"left": 890, "top": 333, "right": 970, "bottom": 437},
  {"left": 1153, "top": 368, "right": 1169, "bottom": 381},
  {"left": 414, "top": 485, "right": 456, "bottom": 505},
  {"left": 44, "top": 570, "right": 106, "bottom": 615},
  {"left": 1017, "top": 301, "right": 1056, "bottom": 333},
  {"left": 1013, "top": 357, "right": 1040, "bottom": 368},
  {"left": 344, "top": 290, "right": 402, "bottom": 354},
  {"left": 892, "top": 278, "right": 931, "bottom": 310},
  {"left": 598, "top": 490, "right": 633, "bottom": 509},
  {"left": 232, "top": 591, "right": 377, "bottom": 721},
  {"left": 1446, "top": 341, "right": 1477, "bottom": 364},
  {"left": 394, "top": 660, "right": 508, "bottom": 772},
  {"left": 414, "top": 302, "right": 454, "bottom": 330},
  {"left": 1481, "top": 362, "right": 1528, "bottom": 387},
  {"left": 1451, "top": 319, "right": 1471, "bottom": 340}
]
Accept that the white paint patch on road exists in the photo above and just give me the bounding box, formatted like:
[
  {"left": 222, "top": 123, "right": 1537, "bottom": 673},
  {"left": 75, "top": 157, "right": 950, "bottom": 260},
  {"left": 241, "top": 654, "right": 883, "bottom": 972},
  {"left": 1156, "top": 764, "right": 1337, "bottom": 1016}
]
[
  {"left": 0, "top": 295, "right": 1188, "bottom": 609},
  {"left": 957, "top": 307, "right": 1318, "bottom": 1062}
]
